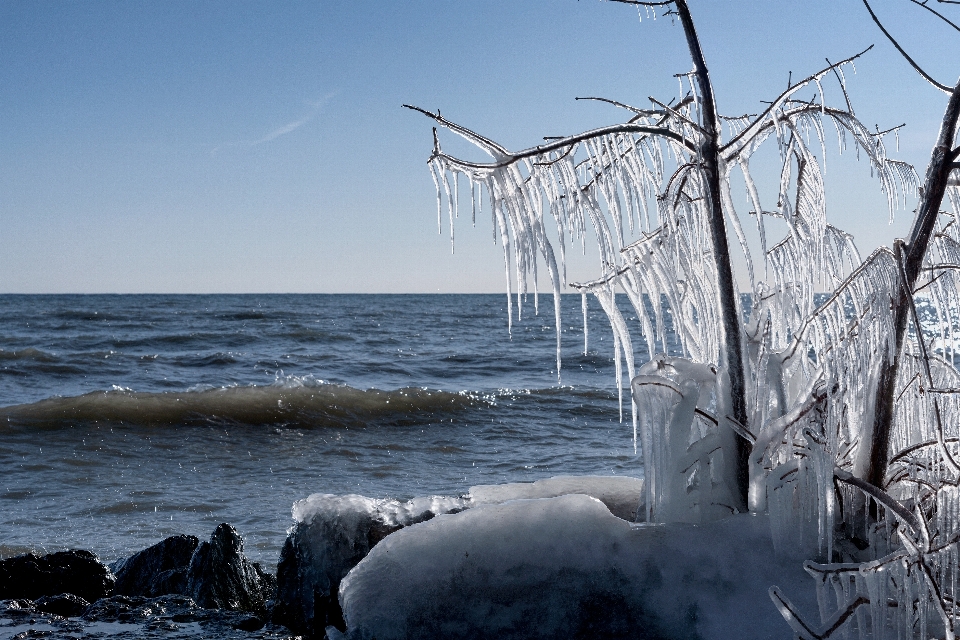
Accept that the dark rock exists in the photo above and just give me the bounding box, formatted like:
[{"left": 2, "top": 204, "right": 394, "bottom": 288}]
[
  {"left": 112, "top": 534, "right": 198, "bottom": 597},
  {"left": 233, "top": 614, "right": 266, "bottom": 631},
  {"left": 185, "top": 523, "right": 269, "bottom": 613},
  {"left": 151, "top": 567, "right": 189, "bottom": 595},
  {"left": 0, "top": 550, "right": 114, "bottom": 602},
  {"left": 253, "top": 562, "right": 277, "bottom": 601},
  {"left": 34, "top": 593, "right": 89, "bottom": 617}
]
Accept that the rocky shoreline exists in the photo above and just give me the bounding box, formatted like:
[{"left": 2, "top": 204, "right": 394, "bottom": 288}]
[
  {"left": 0, "top": 524, "right": 297, "bottom": 639},
  {"left": 1, "top": 476, "right": 649, "bottom": 640}
]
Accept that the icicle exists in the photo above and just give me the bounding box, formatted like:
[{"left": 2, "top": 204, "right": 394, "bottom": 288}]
[
  {"left": 614, "top": 333, "right": 623, "bottom": 423},
  {"left": 471, "top": 178, "right": 477, "bottom": 226},
  {"left": 430, "top": 161, "right": 443, "bottom": 235},
  {"left": 582, "top": 291, "right": 589, "bottom": 356},
  {"left": 440, "top": 168, "right": 456, "bottom": 253},
  {"left": 453, "top": 172, "right": 459, "bottom": 219}
]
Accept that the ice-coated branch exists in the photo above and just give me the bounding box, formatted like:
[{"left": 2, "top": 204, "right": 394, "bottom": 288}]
[
  {"left": 833, "top": 468, "right": 921, "bottom": 532},
  {"left": 720, "top": 46, "right": 874, "bottom": 155},
  {"left": 403, "top": 105, "right": 699, "bottom": 167},
  {"left": 769, "top": 586, "right": 869, "bottom": 640},
  {"left": 897, "top": 530, "right": 957, "bottom": 639},
  {"left": 403, "top": 104, "right": 509, "bottom": 159},
  {"left": 896, "top": 243, "right": 960, "bottom": 475},
  {"left": 862, "top": 0, "right": 954, "bottom": 94}
]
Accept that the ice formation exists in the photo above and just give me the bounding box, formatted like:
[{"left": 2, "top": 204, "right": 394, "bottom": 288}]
[{"left": 283, "top": 476, "right": 643, "bottom": 636}]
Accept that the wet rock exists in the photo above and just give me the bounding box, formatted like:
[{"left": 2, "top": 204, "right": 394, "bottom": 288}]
[
  {"left": 112, "top": 534, "right": 198, "bottom": 597},
  {"left": 34, "top": 593, "right": 89, "bottom": 617},
  {"left": 254, "top": 562, "right": 278, "bottom": 602},
  {"left": 185, "top": 523, "right": 270, "bottom": 613},
  {"left": 233, "top": 613, "right": 266, "bottom": 631},
  {"left": 0, "top": 550, "right": 114, "bottom": 602},
  {"left": 82, "top": 593, "right": 198, "bottom": 622}
]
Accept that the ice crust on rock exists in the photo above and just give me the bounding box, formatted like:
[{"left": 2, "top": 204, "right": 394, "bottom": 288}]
[
  {"left": 468, "top": 475, "right": 644, "bottom": 521},
  {"left": 337, "top": 494, "right": 816, "bottom": 640},
  {"left": 276, "top": 493, "right": 469, "bottom": 636}
]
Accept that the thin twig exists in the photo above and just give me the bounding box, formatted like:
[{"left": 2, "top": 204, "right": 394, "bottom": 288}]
[
  {"left": 575, "top": 96, "right": 655, "bottom": 116},
  {"left": 647, "top": 95, "right": 707, "bottom": 134},
  {"left": 606, "top": 0, "right": 675, "bottom": 6},
  {"left": 909, "top": 0, "right": 960, "bottom": 32},
  {"left": 826, "top": 57, "right": 855, "bottom": 116}
]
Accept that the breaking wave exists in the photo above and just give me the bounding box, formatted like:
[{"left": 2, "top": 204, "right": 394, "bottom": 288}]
[{"left": 0, "top": 377, "right": 485, "bottom": 429}]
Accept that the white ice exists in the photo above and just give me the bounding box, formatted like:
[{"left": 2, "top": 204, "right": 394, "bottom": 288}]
[{"left": 334, "top": 494, "right": 816, "bottom": 640}]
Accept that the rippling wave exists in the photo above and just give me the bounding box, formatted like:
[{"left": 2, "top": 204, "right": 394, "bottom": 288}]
[{"left": 0, "top": 378, "right": 484, "bottom": 429}]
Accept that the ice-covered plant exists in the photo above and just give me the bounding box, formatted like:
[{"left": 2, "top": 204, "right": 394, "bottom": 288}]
[{"left": 407, "top": 0, "right": 960, "bottom": 636}]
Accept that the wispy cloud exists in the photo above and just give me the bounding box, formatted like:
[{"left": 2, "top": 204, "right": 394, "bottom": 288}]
[
  {"left": 211, "top": 92, "right": 338, "bottom": 155},
  {"left": 251, "top": 92, "right": 338, "bottom": 146},
  {"left": 252, "top": 113, "right": 315, "bottom": 145}
]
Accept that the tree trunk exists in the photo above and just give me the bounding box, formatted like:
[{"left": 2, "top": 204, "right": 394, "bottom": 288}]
[
  {"left": 674, "top": 0, "right": 750, "bottom": 510},
  {"left": 866, "top": 77, "right": 960, "bottom": 489}
]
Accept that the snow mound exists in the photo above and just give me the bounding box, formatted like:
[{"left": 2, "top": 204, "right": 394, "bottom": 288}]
[
  {"left": 468, "top": 475, "right": 644, "bottom": 521},
  {"left": 336, "top": 494, "right": 815, "bottom": 640}
]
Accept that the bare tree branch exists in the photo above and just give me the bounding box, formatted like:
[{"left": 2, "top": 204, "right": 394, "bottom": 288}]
[
  {"left": 909, "top": 0, "right": 960, "bottom": 32},
  {"left": 862, "top": 0, "right": 954, "bottom": 93},
  {"left": 574, "top": 96, "right": 653, "bottom": 117},
  {"left": 606, "top": 0, "right": 675, "bottom": 6},
  {"left": 826, "top": 57, "right": 855, "bottom": 115}
]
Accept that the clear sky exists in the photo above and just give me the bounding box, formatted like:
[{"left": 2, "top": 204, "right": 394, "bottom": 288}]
[{"left": 0, "top": 0, "right": 956, "bottom": 293}]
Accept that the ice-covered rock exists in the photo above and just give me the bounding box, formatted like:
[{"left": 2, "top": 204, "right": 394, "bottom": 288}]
[
  {"left": 468, "top": 475, "right": 644, "bottom": 521},
  {"left": 185, "top": 523, "right": 272, "bottom": 613},
  {"left": 274, "top": 493, "right": 468, "bottom": 636},
  {"left": 0, "top": 549, "right": 115, "bottom": 602},
  {"left": 337, "top": 494, "right": 815, "bottom": 640},
  {"left": 276, "top": 476, "right": 646, "bottom": 636},
  {"left": 112, "top": 534, "right": 199, "bottom": 597},
  {"left": 276, "top": 476, "right": 645, "bottom": 636}
]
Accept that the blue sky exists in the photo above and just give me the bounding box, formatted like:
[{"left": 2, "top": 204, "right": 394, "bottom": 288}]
[{"left": 0, "top": 0, "right": 956, "bottom": 293}]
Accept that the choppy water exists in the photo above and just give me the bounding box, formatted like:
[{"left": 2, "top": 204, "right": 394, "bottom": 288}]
[{"left": 0, "top": 294, "right": 643, "bottom": 566}]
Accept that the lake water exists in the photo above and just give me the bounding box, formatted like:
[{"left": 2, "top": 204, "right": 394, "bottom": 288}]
[{"left": 0, "top": 294, "right": 643, "bottom": 566}]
